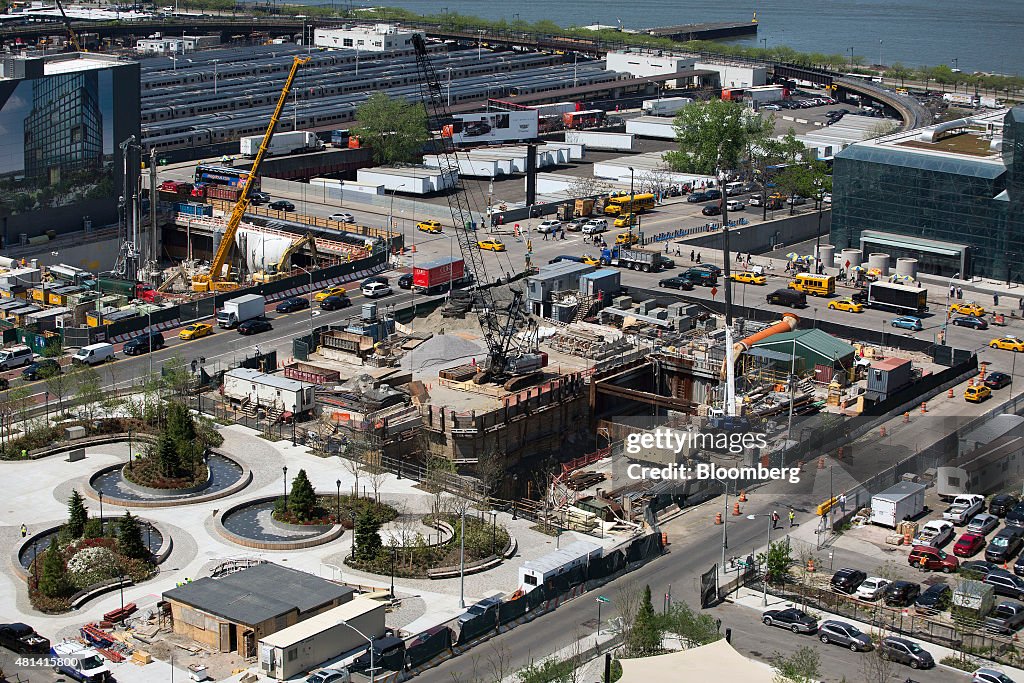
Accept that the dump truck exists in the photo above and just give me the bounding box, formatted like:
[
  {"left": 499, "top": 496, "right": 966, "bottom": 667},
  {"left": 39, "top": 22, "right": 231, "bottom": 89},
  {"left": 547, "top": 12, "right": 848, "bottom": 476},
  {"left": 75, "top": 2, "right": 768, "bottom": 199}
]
[{"left": 598, "top": 247, "right": 663, "bottom": 272}]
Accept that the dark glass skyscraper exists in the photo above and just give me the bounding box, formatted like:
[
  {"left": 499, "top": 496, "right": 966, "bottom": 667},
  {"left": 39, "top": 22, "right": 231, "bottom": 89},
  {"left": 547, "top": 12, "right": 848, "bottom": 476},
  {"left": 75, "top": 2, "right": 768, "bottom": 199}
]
[
  {"left": 831, "top": 106, "right": 1024, "bottom": 281},
  {"left": 23, "top": 71, "right": 103, "bottom": 184}
]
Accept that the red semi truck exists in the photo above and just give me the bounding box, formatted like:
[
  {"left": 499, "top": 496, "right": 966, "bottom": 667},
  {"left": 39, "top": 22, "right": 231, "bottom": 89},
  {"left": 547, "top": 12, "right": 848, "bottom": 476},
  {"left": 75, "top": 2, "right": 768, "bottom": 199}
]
[{"left": 412, "top": 257, "right": 471, "bottom": 295}]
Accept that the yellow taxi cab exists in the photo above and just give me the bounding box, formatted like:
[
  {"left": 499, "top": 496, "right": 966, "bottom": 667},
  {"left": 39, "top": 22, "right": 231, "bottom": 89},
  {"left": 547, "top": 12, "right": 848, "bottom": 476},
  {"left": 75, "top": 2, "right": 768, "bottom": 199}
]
[
  {"left": 964, "top": 385, "right": 992, "bottom": 403},
  {"left": 314, "top": 285, "right": 347, "bottom": 301},
  {"left": 613, "top": 214, "right": 637, "bottom": 229},
  {"left": 179, "top": 322, "right": 213, "bottom": 340},
  {"left": 990, "top": 336, "right": 1024, "bottom": 352},
  {"left": 581, "top": 254, "right": 600, "bottom": 266},
  {"left": 477, "top": 239, "right": 506, "bottom": 252},
  {"left": 731, "top": 271, "right": 767, "bottom": 285},
  {"left": 827, "top": 298, "right": 864, "bottom": 313},
  {"left": 417, "top": 219, "right": 443, "bottom": 233},
  {"left": 614, "top": 231, "right": 639, "bottom": 246},
  {"left": 951, "top": 302, "right": 986, "bottom": 317}
]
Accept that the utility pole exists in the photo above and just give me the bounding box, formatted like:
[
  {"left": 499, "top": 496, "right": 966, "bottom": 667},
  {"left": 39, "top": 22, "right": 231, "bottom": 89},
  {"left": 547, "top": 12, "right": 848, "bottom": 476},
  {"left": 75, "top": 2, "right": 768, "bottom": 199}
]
[
  {"left": 719, "top": 165, "right": 733, "bottom": 326},
  {"left": 149, "top": 148, "right": 158, "bottom": 268}
]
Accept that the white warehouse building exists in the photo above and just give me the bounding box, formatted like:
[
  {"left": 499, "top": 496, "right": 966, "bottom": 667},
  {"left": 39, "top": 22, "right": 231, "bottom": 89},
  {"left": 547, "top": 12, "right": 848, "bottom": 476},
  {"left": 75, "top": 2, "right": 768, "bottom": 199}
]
[
  {"left": 605, "top": 51, "right": 697, "bottom": 78},
  {"left": 313, "top": 23, "right": 422, "bottom": 52}
]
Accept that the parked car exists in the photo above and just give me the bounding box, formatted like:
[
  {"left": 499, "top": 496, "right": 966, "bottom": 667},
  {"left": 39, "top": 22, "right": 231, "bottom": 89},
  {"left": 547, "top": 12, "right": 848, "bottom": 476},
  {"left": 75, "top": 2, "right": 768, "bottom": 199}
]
[
  {"left": 855, "top": 576, "right": 890, "bottom": 601},
  {"left": 275, "top": 297, "right": 310, "bottom": 313},
  {"left": 883, "top": 580, "right": 922, "bottom": 606},
  {"left": 22, "top": 359, "right": 61, "bottom": 381},
  {"left": 992, "top": 494, "right": 1021, "bottom": 517},
  {"left": 973, "top": 667, "right": 1019, "bottom": 683},
  {"left": 536, "top": 219, "right": 562, "bottom": 234},
  {"left": 268, "top": 200, "right": 295, "bottom": 211},
  {"left": 701, "top": 204, "right": 722, "bottom": 216},
  {"left": 458, "top": 595, "right": 503, "bottom": 624},
  {"left": 830, "top": 568, "right": 867, "bottom": 594},
  {"left": 817, "top": 620, "right": 872, "bottom": 651},
  {"left": 966, "top": 385, "right": 993, "bottom": 403},
  {"left": 123, "top": 331, "right": 165, "bottom": 356},
  {"left": 987, "top": 527, "right": 1024, "bottom": 564},
  {"left": 914, "top": 583, "right": 952, "bottom": 614},
  {"left": 878, "top": 636, "right": 934, "bottom": 669},
  {"left": 914, "top": 520, "right": 954, "bottom": 547},
  {"left": 658, "top": 276, "right": 695, "bottom": 291},
  {"left": 704, "top": 189, "right": 722, "bottom": 200},
  {"left": 726, "top": 199, "right": 746, "bottom": 211},
  {"left": 397, "top": 273, "right": 414, "bottom": 290},
  {"left": 945, "top": 494, "right": 986, "bottom": 525},
  {"left": 787, "top": 196, "right": 808, "bottom": 206},
  {"left": 686, "top": 191, "right": 709, "bottom": 203},
  {"left": 565, "top": 218, "right": 589, "bottom": 232},
  {"left": 954, "top": 316, "right": 989, "bottom": 330},
  {"left": 361, "top": 282, "right": 392, "bottom": 298},
  {"left": 908, "top": 545, "right": 959, "bottom": 573},
  {"left": 329, "top": 212, "right": 355, "bottom": 224},
  {"left": 1015, "top": 553, "right": 1024, "bottom": 576},
  {"left": 306, "top": 669, "right": 351, "bottom": 683},
  {"left": 1007, "top": 502, "right": 1024, "bottom": 527},
  {"left": 249, "top": 191, "right": 271, "bottom": 205},
  {"left": 0, "top": 623, "right": 49, "bottom": 654},
  {"left": 582, "top": 219, "right": 608, "bottom": 234},
  {"left": 985, "top": 571, "right": 1024, "bottom": 600},
  {"left": 969, "top": 513, "right": 1002, "bottom": 535},
  {"left": 237, "top": 318, "right": 272, "bottom": 335},
  {"left": 955, "top": 533, "right": 987, "bottom": 557},
  {"left": 986, "top": 372, "right": 1013, "bottom": 390},
  {"left": 319, "top": 295, "right": 351, "bottom": 311},
  {"left": 761, "top": 607, "right": 818, "bottom": 633},
  {"left": 985, "top": 602, "right": 1024, "bottom": 634},
  {"left": 962, "top": 560, "right": 1003, "bottom": 579},
  {"left": 891, "top": 316, "right": 923, "bottom": 331}
]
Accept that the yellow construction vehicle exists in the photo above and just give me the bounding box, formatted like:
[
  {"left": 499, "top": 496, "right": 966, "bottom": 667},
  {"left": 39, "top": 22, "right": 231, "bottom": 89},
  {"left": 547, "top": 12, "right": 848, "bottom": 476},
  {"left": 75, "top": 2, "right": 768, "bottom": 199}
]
[
  {"left": 252, "top": 233, "right": 318, "bottom": 284},
  {"left": 192, "top": 56, "right": 309, "bottom": 292},
  {"left": 54, "top": 0, "right": 83, "bottom": 51}
]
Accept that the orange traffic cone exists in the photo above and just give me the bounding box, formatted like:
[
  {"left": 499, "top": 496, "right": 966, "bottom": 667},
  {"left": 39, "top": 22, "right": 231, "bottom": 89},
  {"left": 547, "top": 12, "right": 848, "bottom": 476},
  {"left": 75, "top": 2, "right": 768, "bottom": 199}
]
[
  {"left": 732, "top": 502, "right": 741, "bottom": 516},
  {"left": 948, "top": 388, "right": 954, "bottom": 398},
  {"left": 715, "top": 512, "right": 723, "bottom": 525},
  {"left": 921, "top": 402, "right": 928, "bottom": 413},
  {"left": 904, "top": 412, "right": 910, "bottom": 423},
  {"left": 739, "top": 490, "right": 747, "bottom": 502},
  {"left": 880, "top": 426, "right": 887, "bottom": 437}
]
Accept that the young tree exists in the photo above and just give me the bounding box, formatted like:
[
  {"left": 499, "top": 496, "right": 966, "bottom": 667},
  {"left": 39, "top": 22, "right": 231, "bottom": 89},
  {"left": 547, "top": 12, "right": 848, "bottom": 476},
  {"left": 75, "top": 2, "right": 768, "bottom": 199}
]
[
  {"left": 664, "top": 99, "right": 773, "bottom": 175},
  {"left": 83, "top": 517, "right": 105, "bottom": 539},
  {"left": 354, "top": 507, "right": 383, "bottom": 561},
  {"left": 627, "top": 584, "right": 662, "bottom": 657},
  {"left": 367, "top": 467, "right": 387, "bottom": 502},
  {"left": 289, "top": 469, "right": 317, "bottom": 521},
  {"left": 66, "top": 490, "right": 89, "bottom": 539},
  {"left": 117, "top": 511, "right": 148, "bottom": 561},
  {"left": 771, "top": 645, "right": 820, "bottom": 683},
  {"left": 154, "top": 431, "right": 180, "bottom": 478},
  {"left": 8, "top": 386, "right": 31, "bottom": 433},
  {"left": 73, "top": 365, "right": 102, "bottom": 423},
  {"left": 353, "top": 92, "right": 429, "bottom": 165},
  {"left": 166, "top": 401, "right": 197, "bottom": 454},
  {"left": 161, "top": 356, "right": 192, "bottom": 398},
  {"left": 343, "top": 455, "right": 362, "bottom": 499},
  {"left": 859, "top": 634, "right": 895, "bottom": 683},
  {"left": 758, "top": 539, "right": 794, "bottom": 584},
  {"left": 38, "top": 539, "right": 71, "bottom": 598},
  {"left": 44, "top": 368, "right": 75, "bottom": 416},
  {"left": 661, "top": 601, "right": 722, "bottom": 648}
]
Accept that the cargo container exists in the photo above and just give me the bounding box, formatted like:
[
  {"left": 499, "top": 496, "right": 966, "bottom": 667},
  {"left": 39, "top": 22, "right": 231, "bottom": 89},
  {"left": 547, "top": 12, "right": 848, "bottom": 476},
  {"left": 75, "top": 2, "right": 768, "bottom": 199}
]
[
  {"left": 222, "top": 368, "right": 315, "bottom": 415},
  {"left": 205, "top": 185, "right": 241, "bottom": 202},
  {"left": 240, "top": 130, "right": 323, "bottom": 157},
  {"left": 97, "top": 278, "right": 159, "bottom": 303},
  {"left": 175, "top": 202, "right": 213, "bottom": 217},
  {"left": 870, "top": 481, "right": 926, "bottom": 528},
  {"left": 641, "top": 96, "right": 693, "bottom": 116},
  {"left": 574, "top": 198, "right": 595, "bottom": 217},
  {"left": 564, "top": 130, "right": 635, "bottom": 152},
  {"left": 867, "top": 282, "right": 928, "bottom": 315},
  {"left": 412, "top": 257, "right": 469, "bottom": 295},
  {"left": 217, "top": 294, "right": 265, "bottom": 328}
]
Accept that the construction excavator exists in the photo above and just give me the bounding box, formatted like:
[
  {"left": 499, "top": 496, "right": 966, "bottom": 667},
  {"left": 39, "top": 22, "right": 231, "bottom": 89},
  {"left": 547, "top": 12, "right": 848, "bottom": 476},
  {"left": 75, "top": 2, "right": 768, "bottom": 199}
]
[
  {"left": 252, "top": 233, "right": 318, "bottom": 284},
  {"left": 411, "top": 35, "right": 543, "bottom": 391},
  {"left": 191, "top": 56, "right": 310, "bottom": 292}
]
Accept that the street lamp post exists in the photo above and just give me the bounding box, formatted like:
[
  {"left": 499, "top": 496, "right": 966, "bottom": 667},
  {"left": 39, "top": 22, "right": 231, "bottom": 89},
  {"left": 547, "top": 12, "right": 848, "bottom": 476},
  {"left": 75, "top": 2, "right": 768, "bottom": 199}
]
[
  {"left": 943, "top": 271, "right": 961, "bottom": 336},
  {"left": 293, "top": 266, "right": 316, "bottom": 350},
  {"left": 747, "top": 514, "right": 773, "bottom": 605},
  {"left": 388, "top": 184, "right": 406, "bottom": 246},
  {"left": 336, "top": 479, "right": 341, "bottom": 523},
  {"left": 128, "top": 429, "right": 133, "bottom": 470},
  {"left": 627, "top": 166, "right": 635, "bottom": 243},
  {"left": 211, "top": 58, "right": 219, "bottom": 95},
  {"left": 459, "top": 508, "right": 466, "bottom": 608},
  {"left": 282, "top": 466, "right": 288, "bottom": 511},
  {"left": 338, "top": 620, "right": 377, "bottom": 683},
  {"left": 98, "top": 491, "right": 104, "bottom": 534},
  {"left": 814, "top": 179, "right": 823, "bottom": 273},
  {"left": 489, "top": 510, "right": 497, "bottom": 556}
]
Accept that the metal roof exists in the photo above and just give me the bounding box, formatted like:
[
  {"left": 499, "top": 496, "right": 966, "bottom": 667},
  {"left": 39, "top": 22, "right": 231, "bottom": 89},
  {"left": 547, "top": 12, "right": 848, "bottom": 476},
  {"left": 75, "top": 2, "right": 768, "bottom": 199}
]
[
  {"left": 224, "top": 368, "right": 313, "bottom": 392},
  {"left": 162, "top": 563, "right": 353, "bottom": 626},
  {"left": 521, "top": 540, "right": 602, "bottom": 574},
  {"left": 753, "top": 328, "right": 855, "bottom": 362},
  {"left": 873, "top": 481, "right": 926, "bottom": 502},
  {"left": 260, "top": 597, "right": 384, "bottom": 649}
]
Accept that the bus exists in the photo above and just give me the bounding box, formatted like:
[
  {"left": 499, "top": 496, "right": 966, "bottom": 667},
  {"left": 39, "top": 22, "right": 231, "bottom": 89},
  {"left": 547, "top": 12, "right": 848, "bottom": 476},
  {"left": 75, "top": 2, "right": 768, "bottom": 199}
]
[
  {"left": 193, "top": 164, "right": 260, "bottom": 190},
  {"left": 561, "top": 109, "right": 606, "bottom": 129},
  {"left": 843, "top": 73, "right": 883, "bottom": 84},
  {"left": 788, "top": 273, "right": 835, "bottom": 297},
  {"left": 603, "top": 193, "right": 656, "bottom": 216}
]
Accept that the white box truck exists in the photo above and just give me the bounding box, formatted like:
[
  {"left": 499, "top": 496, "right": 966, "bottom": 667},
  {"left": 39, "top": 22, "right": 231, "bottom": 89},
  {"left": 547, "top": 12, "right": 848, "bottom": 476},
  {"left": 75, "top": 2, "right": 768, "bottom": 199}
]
[
  {"left": 870, "top": 481, "right": 926, "bottom": 528},
  {"left": 641, "top": 97, "right": 693, "bottom": 116},
  {"left": 240, "top": 131, "right": 323, "bottom": 157},
  {"left": 217, "top": 294, "right": 265, "bottom": 329}
]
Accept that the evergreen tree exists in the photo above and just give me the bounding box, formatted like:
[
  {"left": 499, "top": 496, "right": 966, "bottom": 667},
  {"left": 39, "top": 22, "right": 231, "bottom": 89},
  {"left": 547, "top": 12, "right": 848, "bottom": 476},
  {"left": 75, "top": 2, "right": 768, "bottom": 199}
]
[
  {"left": 155, "top": 431, "right": 180, "bottom": 478},
  {"left": 83, "top": 517, "right": 105, "bottom": 539},
  {"left": 38, "top": 539, "right": 71, "bottom": 598},
  {"left": 166, "top": 401, "right": 196, "bottom": 458},
  {"left": 628, "top": 584, "right": 662, "bottom": 657},
  {"left": 117, "top": 511, "right": 148, "bottom": 561},
  {"left": 288, "top": 469, "right": 317, "bottom": 521},
  {"left": 66, "top": 490, "right": 89, "bottom": 539},
  {"left": 354, "top": 507, "right": 382, "bottom": 561}
]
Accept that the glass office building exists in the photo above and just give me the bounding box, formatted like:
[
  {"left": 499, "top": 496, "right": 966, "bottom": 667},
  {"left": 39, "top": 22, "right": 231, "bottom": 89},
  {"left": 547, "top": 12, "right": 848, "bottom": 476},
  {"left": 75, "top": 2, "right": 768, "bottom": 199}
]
[
  {"left": 24, "top": 72, "right": 103, "bottom": 183},
  {"left": 831, "top": 106, "right": 1024, "bottom": 281}
]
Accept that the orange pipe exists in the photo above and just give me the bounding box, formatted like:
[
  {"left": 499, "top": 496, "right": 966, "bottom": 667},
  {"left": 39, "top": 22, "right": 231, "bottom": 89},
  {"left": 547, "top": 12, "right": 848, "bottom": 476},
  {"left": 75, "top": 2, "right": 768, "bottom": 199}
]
[{"left": 721, "top": 313, "right": 800, "bottom": 378}]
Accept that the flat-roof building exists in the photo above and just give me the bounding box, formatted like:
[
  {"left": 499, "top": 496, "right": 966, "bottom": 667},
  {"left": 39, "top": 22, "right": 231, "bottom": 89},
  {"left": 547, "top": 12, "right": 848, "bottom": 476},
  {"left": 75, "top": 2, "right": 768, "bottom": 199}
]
[
  {"left": 313, "top": 23, "right": 422, "bottom": 52},
  {"left": 831, "top": 106, "right": 1024, "bottom": 280}
]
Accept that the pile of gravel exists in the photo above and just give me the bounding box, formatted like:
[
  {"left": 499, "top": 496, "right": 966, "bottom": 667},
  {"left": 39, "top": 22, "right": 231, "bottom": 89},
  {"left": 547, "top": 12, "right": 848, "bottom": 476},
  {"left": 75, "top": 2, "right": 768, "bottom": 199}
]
[{"left": 402, "top": 332, "right": 486, "bottom": 372}]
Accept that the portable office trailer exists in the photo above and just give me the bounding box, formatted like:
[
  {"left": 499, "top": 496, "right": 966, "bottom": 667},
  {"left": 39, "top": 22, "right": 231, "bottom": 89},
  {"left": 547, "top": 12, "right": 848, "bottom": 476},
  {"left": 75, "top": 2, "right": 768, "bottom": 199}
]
[
  {"left": 222, "top": 368, "right": 316, "bottom": 415},
  {"left": 625, "top": 116, "right": 677, "bottom": 139},
  {"left": 357, "top": 167, "right": 457, "bottom": 194},
  {"left": 565, "top": 131, "right": 635, "bottom": 152},
  {"left": 422, "top": 154, "right": 503, "bottom": 178},
  {"left": 870, "top": 481, "right": 926, "bottom": 528},
  {"left": 937, "top": 435, "right": 1024, "bottom": 499},
  {"left": 519, "top": 540, "right": 602, "bottom": 590},
  {"left": 259, "top": 598, "right": 386, "bottom": 680}
]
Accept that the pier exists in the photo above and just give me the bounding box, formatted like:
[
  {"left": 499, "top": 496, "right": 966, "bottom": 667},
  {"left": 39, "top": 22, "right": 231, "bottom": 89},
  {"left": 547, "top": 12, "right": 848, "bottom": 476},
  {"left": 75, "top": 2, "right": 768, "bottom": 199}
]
[{"left": 644, "top": 21, "right": 758, "bottom": 42}]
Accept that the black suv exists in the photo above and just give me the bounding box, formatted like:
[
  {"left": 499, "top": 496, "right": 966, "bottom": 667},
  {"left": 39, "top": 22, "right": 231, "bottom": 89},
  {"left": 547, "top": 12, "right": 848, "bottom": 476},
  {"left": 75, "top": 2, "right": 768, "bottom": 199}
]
[
  {"left": 914, "top": 584, "right": 952, "bottom": 614},
  {"left": 398, "top": 273, "right": 414, "bottom": 289},
  {"left": 830, "top": 568, "right": 867, "bottom": 594},
  {"left": 658, "top": 276, "right": 695, "bottom": 291},
  {"left": 991, "top": 494, "right": 1020, "bottom": 517},
  {"left": 883, "top": 580, "right": 921, "bottom": 606},
  {"left": 1006, "top": 502, "right": 1024, "bottom": 527},
  {"left": 986, "top": 527, "right": 1024, "bottom": 564},
  {"left": 123, "top": 331, "right": 165, "bottom": 356}
]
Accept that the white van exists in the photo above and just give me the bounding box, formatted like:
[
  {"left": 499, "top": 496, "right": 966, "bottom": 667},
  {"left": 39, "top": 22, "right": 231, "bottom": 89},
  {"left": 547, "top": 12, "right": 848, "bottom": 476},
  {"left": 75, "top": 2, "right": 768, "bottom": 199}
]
[
  {"left": 72, "top": 343, "right": 115, "bottom": 366},
  {"left": 51, "top": 641, "right": 111, "bottom": 682},
  {"left": 0, "top": 344, "right": 34, "bottom": 370}
]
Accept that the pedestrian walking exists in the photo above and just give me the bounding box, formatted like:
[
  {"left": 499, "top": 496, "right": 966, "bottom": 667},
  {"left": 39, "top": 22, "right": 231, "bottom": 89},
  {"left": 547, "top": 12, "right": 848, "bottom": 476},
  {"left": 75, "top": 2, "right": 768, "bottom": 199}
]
[
  {"left": 736, "top": 252, "right": 742, "bottom": 263},
  {"left": 771, "top": 510, "right": 780, "bottom": 529},
  {"left": 950, "top": 284, "right": 956, "bottom": 298},
  {"left": 994, "top": 293, "right": 1000, "bottom": 307},
  {"left": 788, "top": 510, "right": 796, "bottom": 527},
  {"left": 957, "top": 287, "right": 963, "bottom": 299},
  {"left": 839, "top": 493, "right": 847, "bottom": 513},
  {"left": 1019, "top": 297, "right": 1024, "bottom": 313},
  {"left": 20, "top": 524, "right": 27, "bottom": 538},
  {"left": 560, "top": 229, "right": 566, "bottom": 240},
  {"left": 696, "top": 252, "right": 702, "bottom": 264},
  {"left": 665, "top": 243, "right": 670, "bottom": 253},
  {"left": 690, "top": 249, "right": 695, "bottom": 262},
  {"left": 675, "top": 247, "right": 681, "bottom": 257}
]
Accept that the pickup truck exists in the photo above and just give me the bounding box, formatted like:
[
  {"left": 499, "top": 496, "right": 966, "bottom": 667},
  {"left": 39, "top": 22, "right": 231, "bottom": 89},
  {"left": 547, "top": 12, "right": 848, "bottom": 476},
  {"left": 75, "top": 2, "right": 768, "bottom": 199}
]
[
  {"left": 913, "top": 520, "right": 954, "bottom": 548},
  {"left": 986, "top": 601, "right": 1024, "bottom": 634},
  {"left": 944, "top": 494, "right": 986, "bottom": 525}
]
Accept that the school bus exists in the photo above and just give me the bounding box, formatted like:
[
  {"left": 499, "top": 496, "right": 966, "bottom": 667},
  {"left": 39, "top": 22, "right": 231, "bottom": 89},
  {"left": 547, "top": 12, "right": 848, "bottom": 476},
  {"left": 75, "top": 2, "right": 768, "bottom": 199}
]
[
  {"left": 603, "top": 193, "right": 656, "bottom": 216},
  {"left": 788, "top": 273, "right": 835, "bottom": 297}
]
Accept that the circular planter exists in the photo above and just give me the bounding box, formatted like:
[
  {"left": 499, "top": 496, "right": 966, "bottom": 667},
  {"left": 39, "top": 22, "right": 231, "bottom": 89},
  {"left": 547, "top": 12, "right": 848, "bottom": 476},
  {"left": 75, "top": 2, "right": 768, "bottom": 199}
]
[
  {"left": 120, "top": 467, "right": 213, "bottom": 497},
  {"left": 86, "top": 451, "right": 252, "bottom": 508},
  {"left": 216, "top": 494, "right": 344, "bottom": 551},
  {"left": 268, "top": 516, "right": 334, "bottom": 534}
]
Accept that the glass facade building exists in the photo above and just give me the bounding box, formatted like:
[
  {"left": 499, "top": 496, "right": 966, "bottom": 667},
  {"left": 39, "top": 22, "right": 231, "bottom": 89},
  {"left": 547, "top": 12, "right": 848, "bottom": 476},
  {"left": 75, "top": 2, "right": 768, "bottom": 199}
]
[
  {"left": 24, "top": 72, "right": 103, "bottom": 183},
  {"left": 831, "top": 107, "right": 1024, "bottom": 281}
]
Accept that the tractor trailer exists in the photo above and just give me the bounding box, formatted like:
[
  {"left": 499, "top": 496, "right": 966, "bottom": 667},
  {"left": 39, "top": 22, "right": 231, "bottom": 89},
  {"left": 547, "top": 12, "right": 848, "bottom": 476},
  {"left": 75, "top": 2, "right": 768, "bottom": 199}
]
[
  {"left": 866, "top": 282, "right": 928, "bottom": 315},
  {"left": 240, "top": 131, "right": 323, "bottom": 157}
]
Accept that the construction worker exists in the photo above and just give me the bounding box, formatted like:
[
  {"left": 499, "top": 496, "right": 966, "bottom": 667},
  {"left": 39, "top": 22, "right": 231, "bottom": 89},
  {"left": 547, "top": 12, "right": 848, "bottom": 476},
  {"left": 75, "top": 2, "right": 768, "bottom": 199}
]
[
  {"left": 788, "top": 510, "right": 796, "bottom": 527},
  {"left": 20, "top": 524, "right": 27, "bottom": 538},
  {"left": 771, "top": 510, "right": 779, "bottom": 529}
]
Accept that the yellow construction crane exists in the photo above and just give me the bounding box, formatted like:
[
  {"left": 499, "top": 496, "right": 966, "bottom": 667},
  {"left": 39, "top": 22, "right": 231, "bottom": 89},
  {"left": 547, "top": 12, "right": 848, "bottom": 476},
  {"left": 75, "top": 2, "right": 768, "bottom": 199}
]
[
  {"left": 54, "top": 0, "right": 83, "bottom": 52},
  {"left": 192, "top": 56, "right": 310, "bottom": 292},
  {"left": 252, "top": 232, "right": 318, "bottom": 284}
]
